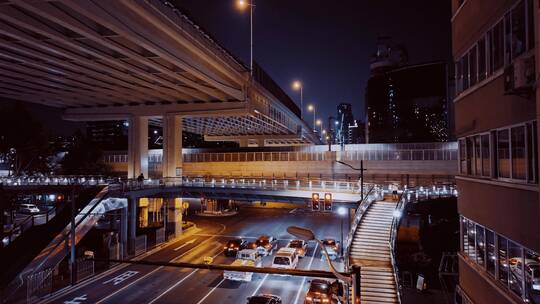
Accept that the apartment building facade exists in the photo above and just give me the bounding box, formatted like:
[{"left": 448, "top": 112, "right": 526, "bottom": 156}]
[{"left": 452, "top": 0, "right": 540, "bottom": 303}]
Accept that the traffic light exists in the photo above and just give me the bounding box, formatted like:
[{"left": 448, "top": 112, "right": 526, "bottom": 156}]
[
  {"left": 311, "top": 193, "right": 320, "bottom": 211},
  {"left": 324, "top": 193, "right": 332, "bottom": 211}
]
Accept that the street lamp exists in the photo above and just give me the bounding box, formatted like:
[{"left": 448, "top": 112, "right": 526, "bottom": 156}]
[
  {"left": 292, "top": 80, "right": 303, "bottom": 119},
  {"left": 337, "top": 207, "right": 348, "bottom": 257},
  {"left": 316, "top": 119, "right": 323, "bottom": 135},
  {"left": 236, "top": 0, "right": 255, "bottom": 75},
  {"left": 307, "top": 104, "right": 316, "bottom": 132}
]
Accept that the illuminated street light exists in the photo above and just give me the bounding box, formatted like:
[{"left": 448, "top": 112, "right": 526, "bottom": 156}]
[
  {"left": 236, "top": 0, "right": 255, "bottom": 75},
  {"left": 292, "top": 80, "right": 303, "bottom": 119},
  {"left": 307, "top": 104, "right": 316, "bottom": 132},
  {"left": 337, "top": 207, "right": 348, "bottom": 257}
]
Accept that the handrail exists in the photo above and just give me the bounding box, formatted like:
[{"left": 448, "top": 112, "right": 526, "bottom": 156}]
[
  {"left": 388, "top": 184, "right": 458, "bottom": 304},
  {"left": 344, "top": 184, "right": 382, "bottom": 268}
]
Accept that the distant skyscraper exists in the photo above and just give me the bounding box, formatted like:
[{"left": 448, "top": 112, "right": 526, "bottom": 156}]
[
  {"left": 365, "top": 59, "right": 449, "bottom": 143},
  {"left": 336, "top": 103, "right": 355, "bottom": 144}
]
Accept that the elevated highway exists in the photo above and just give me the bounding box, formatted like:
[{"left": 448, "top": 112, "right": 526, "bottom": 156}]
[{"left": 0, "top": 0, "right": 318, "bottom": 179}]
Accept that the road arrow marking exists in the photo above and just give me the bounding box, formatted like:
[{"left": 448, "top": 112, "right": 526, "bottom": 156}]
[{"left": 173, "top": 239, "right": 197, "bottom": 251}]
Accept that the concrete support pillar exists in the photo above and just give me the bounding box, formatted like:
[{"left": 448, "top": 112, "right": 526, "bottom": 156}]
[
  {"left": 162, "top": 114, "right": 183, "bottom": 178},
  {"left": 238, "top": 138, "right": 249, "bottom": 147},
  {"left": 128, "top": 197, "right": 137, "bottom": 255},
  {"left": 257, "top": 138, "right": 265, "bottom": 147},
  {"left": 127, "top": 116, "right": 148, "bottom": 179},
  {"left": 166, "top": 198, "right": 183, "bottom": 238},
  {"left": 120, "top": 207, "right": 128, "bottom": 259}
]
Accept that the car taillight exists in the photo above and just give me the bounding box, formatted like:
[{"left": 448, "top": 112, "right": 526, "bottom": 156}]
[
  {"left": 223, "top": 246, "right": 228, "bottom": 249},
  {"left": 305, "top": 296, "right": 313, "bottom": 302},
  {"left": 234, "top": 247, "right": 239, "bottom": 250}
]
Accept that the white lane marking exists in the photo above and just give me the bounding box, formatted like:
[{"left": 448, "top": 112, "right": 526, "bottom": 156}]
[
  {"left": 194, "top": 278, "right": 226, "bottom": 304},
  {"left": 102, "top": 271, "right": 139, "bottom": 286},
  {"left": 293, "top": 245, "right": 319, "bottom": 304},
  {"left": 95, "top": 224, "right": 227, "bottom": 304},
  {"left": 251, "top": 273, "right": 269, "bottom": 296},
  {"left": 63, "top": 294, "right": 87, "bottom": 304},
  {"left": 96, "top": 268, "right": 162, "bottom": 304},
  {"left": 173, "top": 239, "right": 197, "bottom": 251},
  {"left": 145, "top": 246, "right": 224, "bottom": 304},
  {"left": 146, "top": 269, "right": 199, "bottom": 304}
]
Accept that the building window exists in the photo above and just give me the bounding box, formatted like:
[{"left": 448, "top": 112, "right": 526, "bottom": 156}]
[
  {"left": 497, "top": 129, "right": 511, "bottom": 178},
  {"left": 508, "top": 241, "right": 524, "bottom": 297},
  {"left": 455, "top": 60, "right": 463, "bottom": 94},
  {"left": 527, "top": 0, "right": 535, "bottom": 51},
  {"left": 481, "top": 134, "right": 491, "bottom": 176},
  {"left": 478, "top": 37, "right": 487, "bottom": 81},
  {"left": 498, "top": 236, "right": 509, "bottom": 286},
  {"left": 459, "top": 139, "right": 467, "bottom": 174},
  {"left": 474, "top": 135, "right": 482, "bottom": 175},
  {"left": 466, "top": 137, "right": 474, "bottom": 175},
  {"left": 461, "top": 217, "right": 540, "bottom": 302},
  {"left": 475, "top": 224, "right": 485, "bottom": 266},
  {"left": 469, "top": 46, "right": 477, "bottom": 86},
  {"left": 526, "top": 121, "right": 538, "bottom": 182},
  {"left": 511, "top": 126, "right": 526, "bottom": 180},
  {"left": 486, "top": 229, "right": 495, "bottom": 276},
  {"left": 462, "top": 54, "right": 470, "bottom": 90},
  {"left": 491, "top": 20, "right": 505, "bottom": 72},
  {"left": 511, "top": 1, "right": 526, "bottom": 59}
]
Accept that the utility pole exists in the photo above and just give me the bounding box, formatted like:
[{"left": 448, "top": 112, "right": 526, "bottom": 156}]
[
  {"left": 335, "top": 160, "right": 366, "bottom": 197},
  {"left": 69, "top": 186, "right": 76, "bottom": 285}
]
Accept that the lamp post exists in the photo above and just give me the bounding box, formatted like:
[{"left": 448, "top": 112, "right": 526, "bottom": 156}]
[
  {"left": 337, "top": 207, "right": 348, "bottom": 257},
  {"left": 307, "top": 104, "right": 316, "bottom": 132},
  {"left": 236, "top": 0, "right": 255, "bottom": 75},
  {"left": 292, "top": 80, "right": 303, "bottom": 119}
]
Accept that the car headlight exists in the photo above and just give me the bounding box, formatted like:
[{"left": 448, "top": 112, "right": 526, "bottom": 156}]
[
  {"left": 305, "top": 296, "right": 312, "bottom": 302},
  {"left": 322, "top": 299, "right": 330, "bottom": 303},
  {"left": 224, "top": 246, "right": 228, "bottom": 249}
]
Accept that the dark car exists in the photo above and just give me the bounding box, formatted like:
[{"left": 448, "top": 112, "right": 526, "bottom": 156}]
[
  {"left": 247, "top": 294, "right": 282, "bottom": 304},
  {"left": 304, "top": 279, "right": 343, "bottom": 304},
  {"left": 251, "top": 235, "right": 276, "bottom": 256},
  {"left": 223, "top": 238, "right": 247, "bottom": 257}
]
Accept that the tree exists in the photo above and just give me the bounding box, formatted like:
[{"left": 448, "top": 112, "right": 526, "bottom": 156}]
[
  {"left": 60, "top": 130, "right": 111, "bottom": 175},
  {"left": 0, "top": 103, "right": 51, "bottom": 175}
]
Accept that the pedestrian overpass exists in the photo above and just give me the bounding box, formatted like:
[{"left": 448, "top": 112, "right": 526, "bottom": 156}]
[{"left": 0, "top": 0, "right": 318, "bottom": 179}]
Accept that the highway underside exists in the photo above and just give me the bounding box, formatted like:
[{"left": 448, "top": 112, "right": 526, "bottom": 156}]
[{"left": 46, "top": 207, "right": 345, "bottom": 304}]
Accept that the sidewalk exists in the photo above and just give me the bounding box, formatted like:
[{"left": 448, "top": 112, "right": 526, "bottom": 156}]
[{"left": 195, "top": 210, "right": 238, "bottom": 217}]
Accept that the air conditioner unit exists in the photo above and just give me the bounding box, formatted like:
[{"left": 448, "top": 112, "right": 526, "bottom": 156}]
[{"left": 504, "top": 55, "right": 536, "bottom": 96}]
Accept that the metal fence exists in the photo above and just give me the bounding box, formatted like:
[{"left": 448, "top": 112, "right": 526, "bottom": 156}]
[
  {"left": 26, "top": 268, "right": 53, "bottom": 304},
  {"left": 134, "top": 235, "right": 147, "bottom": 256},
  {"left": 155, "top": 227, "right": 166, "bottom": 246},
  {"left": 103, "top": 143, "right": 458, "bottom": 164},
  {"left": 76, "top": 258, "right": 95, "bottom": 283}
]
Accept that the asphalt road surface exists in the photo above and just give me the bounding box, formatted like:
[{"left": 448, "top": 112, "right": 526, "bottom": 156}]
[{"left": 46, "top": 207, "right": 347, "bottom": 304}]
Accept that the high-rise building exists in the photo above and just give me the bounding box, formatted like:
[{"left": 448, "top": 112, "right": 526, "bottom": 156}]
[
  {"left": 336, "top": 103, "right": 355, "bottom": 144},
  {"left": 347, "top": 119, "right": 366, "bottom": 144},
  {"left": 366, "top": 61, "right": 450, "bottom": 143},
  {"left": 452, "top": 1, "right": 539, "bottom": 303}
]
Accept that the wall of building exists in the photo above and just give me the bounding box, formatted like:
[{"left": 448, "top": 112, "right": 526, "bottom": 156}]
[
  {"left": 454, "top": 75, "right": 535, "bottom": 137},
  {"left": 457, "top": 178, "right": 540, "bottom": 252},
  {"left": 459, "top": 256, "right": 521, "bottom": 304}
]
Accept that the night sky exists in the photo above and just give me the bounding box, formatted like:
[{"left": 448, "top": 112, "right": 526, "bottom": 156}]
[
  {"left": 20, "top": 0, "right": 452, "bottom": 136},
  {"left": 173, "top": 0, "right": 452, "bottom": 124}
]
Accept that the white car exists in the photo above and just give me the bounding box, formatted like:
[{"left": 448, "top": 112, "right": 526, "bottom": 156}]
[
  {"left": 321, "top": 239, "right": 339, "bottom": 260},
  {"left": 19, "top": 203, "right": 40, "bottom": 214},
  {"left": 224, "top": 249, "right": 262, "bottom": 282},
  {"left": 272, "top": 247, "right": 299, "bottom": 271}
]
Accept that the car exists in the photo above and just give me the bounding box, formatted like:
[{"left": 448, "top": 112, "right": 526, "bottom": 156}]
[
  {"left": 224, "top": 249, "right": 262, "bottom": 282},
  {"left": 304, "top": 279, "right": 343, "bottom": 304},
  {"left": 272, "top": 247, "right": 299, "bottom": 270},
  {"left": 287, "top": 239, "right": 308, "bottom": 258},
  {"left": 321, "top": 239, "right": 339, "bottom": 260},
  {"left": 251, "top": 235, "right": 276, "bottom": 256},
  {"left": 247, "top": 294, "right": 282, "bottom": 304},
  {"left": 224, "top": 238, "right": 247, "bottom": 257},
  {"left": 18, "top": 203, "right": 40, "bottom": 214}
]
